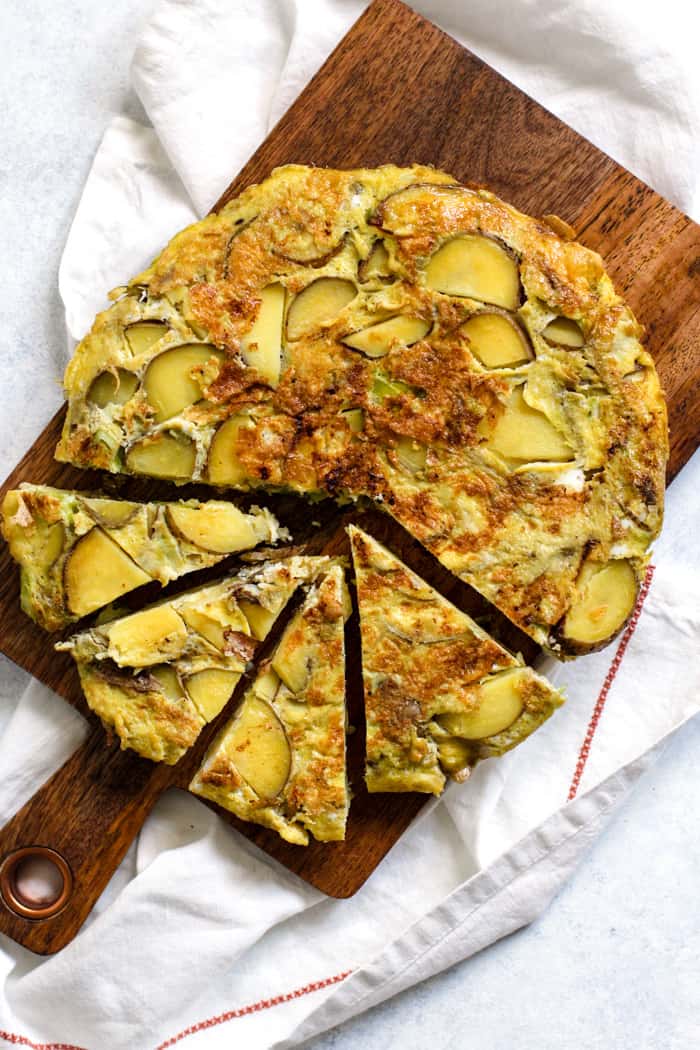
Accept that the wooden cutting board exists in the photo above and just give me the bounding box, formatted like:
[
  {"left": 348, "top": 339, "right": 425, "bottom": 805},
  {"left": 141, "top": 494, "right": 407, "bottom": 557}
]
[{"left": 1, "top": 0, "right": 699, "bottom": 955}]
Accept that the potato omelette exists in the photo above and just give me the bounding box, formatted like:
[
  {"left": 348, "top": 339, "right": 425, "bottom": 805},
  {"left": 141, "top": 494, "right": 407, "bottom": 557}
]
[{"left": 55, "top": 164, "right": 668, "bottom": 655}]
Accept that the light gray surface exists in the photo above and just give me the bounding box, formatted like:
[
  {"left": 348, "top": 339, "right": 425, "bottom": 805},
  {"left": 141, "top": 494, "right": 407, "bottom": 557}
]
[
  {"left": 310, "top": 718, "right": 700, "bottom": 1049},
  {"left": 0, "top": 3, "right": 698, "bottom": 1048}
]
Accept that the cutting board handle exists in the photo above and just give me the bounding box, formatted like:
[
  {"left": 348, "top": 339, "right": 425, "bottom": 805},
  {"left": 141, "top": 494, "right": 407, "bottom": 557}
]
[{"left": 0, "top": 724, "right": 172, "bottom": 954}]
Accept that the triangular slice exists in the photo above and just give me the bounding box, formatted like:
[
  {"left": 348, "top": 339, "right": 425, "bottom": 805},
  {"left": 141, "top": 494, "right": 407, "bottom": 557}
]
[
  {"left": 57, "top": 555, "right": 331, "bottom": 764},
  {"left": 348, "top": 526, "right": 564, "bottom": 794},
  {"left": 190, "top": 563, "right": 351, "bottom": 845},
  {"left": 1, "top": 483, "right": 288, "bottom": 631}
]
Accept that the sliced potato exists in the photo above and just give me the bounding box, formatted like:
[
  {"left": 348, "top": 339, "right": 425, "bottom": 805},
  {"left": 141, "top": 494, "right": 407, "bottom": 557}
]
[
  {"left": 1, "top": 490, "right": 21, "bottom": 522},
  {"left": 343, "top": 315, "right": 430, "bottom": 358},
  {"left": 254, "top": 668, "right": 281, "bottom": 703},
  {"left": 359, "top": 240, "right": 391, "bottom": 281},
  {"left": 240, "top": 283, "right": 285, "bottom": 386},
  {"left": 82, "top": 498, "right": 140, "bottom": 529},
  {"left": 4, "top": 510, "right": 66, "bottom": 573},
  {"left": 542, "top": 317, "right": 585, "bottom": 348},
  {"left": 438, "top": 668, "right": 525, "bottom": 739},
  {"left": 394, "top": 436, "right": 427, "bottom": 473},
  {"left": 238, "top": 598, "right": 277, "bottom": 641},
  {"left": 143, "top": 344, "right": 224, "bottom": 423},
  {"left": 271, "top": 614, "right": 309, "bottom": 693},
  {"left": 207, "top": 416, "right": 253, "bottom": 486},
  {"left": 426, "top": 235, "right": 520, "bottom": 310},
  {"left": 106, "top": 604, "right": 188, "bottom": 666},
  {"left": 487, "top": 386, "right": 573, "bottom": 462},
  {"left": 124, "top": 321, "right": 169, "bottom": 355},
  {"left": 185, "top": 668, "right": 241, "bottom": 722},
  {"left": 341, "top": 407, "right": 364, "bottom": 433},
  {"left": 179, "top": 603, "right": 250, "bottom": 651},
  {"left": 87, "top": 369, "right": 139, "bottom": 408},
  {"left": 462, "top": 313, "right": 533, "bottom": 368},
  {"left": 150, "top": 664, "right": 185, "bottom": 702},
  {"left": 371, "top": 373, "right": 414, "bottom": 401},
  {"left": 166, "top": 502, "right": 258, "bottom": 553},
  {"left": 64, "top": 527, "right": 151, "bottom": 617},
  {"left": 226, "top": 694, "right": 291, "bottom": 797},
  {"left": 126, "top": 431, "right": 196, "bottom": 480},
  {"left": 286, "top": 278, "right": 357, "bottom": 340},
  {"left": 436, "top": 736, "right": 472, "bottom": 776},
  {"left": 562, "top": 559, "right": 637, "bottom": 648},
  {"left": 179, "top": 608, "right": 227, "bottom": 650},
  {"left": 42, "top": 523, "right": 66, "bottom": 570}
]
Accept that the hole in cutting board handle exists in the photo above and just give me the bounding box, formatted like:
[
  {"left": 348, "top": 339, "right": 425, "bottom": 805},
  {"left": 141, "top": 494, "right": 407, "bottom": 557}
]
[{"left": 0, "top": 847, "right": 73, "bottom": 920}]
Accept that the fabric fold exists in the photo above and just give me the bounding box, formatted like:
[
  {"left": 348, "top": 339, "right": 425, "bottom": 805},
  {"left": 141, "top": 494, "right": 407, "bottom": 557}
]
[
  {"left": 277, "top": 741, "right": 669, "bottom": 1048},
  {"left": 2, "top": 2, "right": 700, "bottom": 1047}
]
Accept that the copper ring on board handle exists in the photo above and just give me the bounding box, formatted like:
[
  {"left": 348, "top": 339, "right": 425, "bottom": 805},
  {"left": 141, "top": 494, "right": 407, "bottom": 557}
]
[{"left": 0, "top": 846, "right": 73, "bottom": 920}]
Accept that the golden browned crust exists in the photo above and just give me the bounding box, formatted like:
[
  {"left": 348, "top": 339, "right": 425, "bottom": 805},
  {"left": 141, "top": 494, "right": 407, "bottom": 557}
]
[
  {"left": 1, "top": 484, "right": 284, "bottom": 631},
  {"left": 349, "top": 526, "right": 564, "bottom": 793},
  {"left": 56, "top": 164, "right": 668, "bottom": 651},
  {"left": 78, "top": 663, "right": 205, "bottom": 765},
  {"left": 57, "top": 555, "right": 334, "bottom": 764},
  {"left": 190, "top": 564, "right": 350, "bottom": 844}
]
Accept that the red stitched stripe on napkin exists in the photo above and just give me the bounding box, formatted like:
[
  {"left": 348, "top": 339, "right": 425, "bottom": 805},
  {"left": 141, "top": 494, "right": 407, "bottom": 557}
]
[
  {"left": 0, "top": 1033, "right": 87, "bottom": 1050},
  {"left": 0, "top": 971, "right": 352, "bottom": 1050},
  {"left": 153, "top": 969, "right": 352, "bottom": 1049},
  {"left": 567, "top": 565, "right": 655, "bottom": 802},
  {"left": 0, "top": 975, "right": 352, "bottom": 1050}
]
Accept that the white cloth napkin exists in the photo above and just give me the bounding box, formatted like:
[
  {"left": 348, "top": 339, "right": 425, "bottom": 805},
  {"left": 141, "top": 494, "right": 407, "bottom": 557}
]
[{"left": 2, "top": 2, "right": 700, "bottom": 1048}]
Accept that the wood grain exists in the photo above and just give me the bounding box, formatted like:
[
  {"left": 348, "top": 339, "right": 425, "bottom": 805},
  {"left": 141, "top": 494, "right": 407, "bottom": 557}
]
[{"left": 1, "top": 0, "right": 699, "bottom": 952}]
